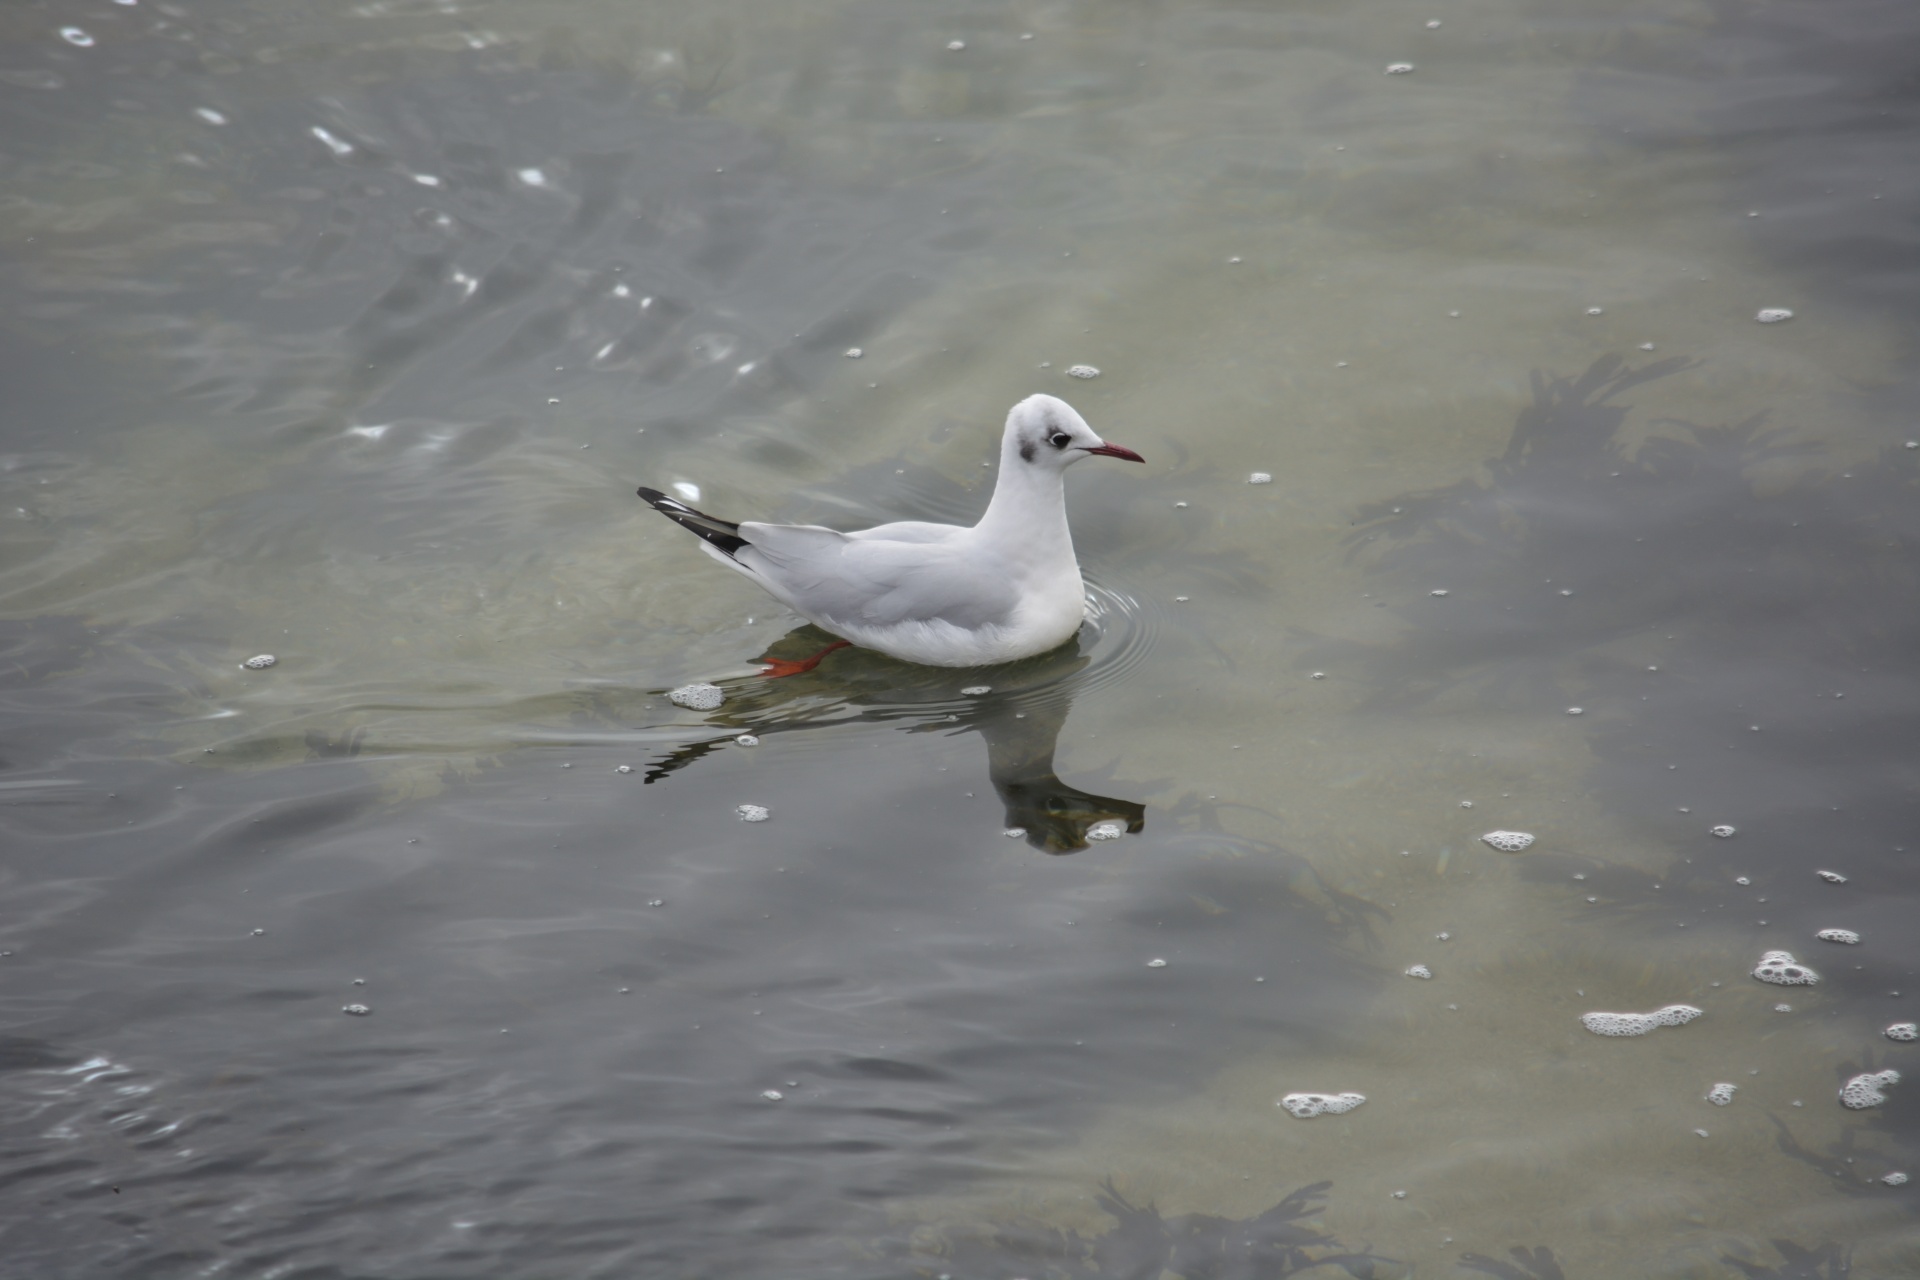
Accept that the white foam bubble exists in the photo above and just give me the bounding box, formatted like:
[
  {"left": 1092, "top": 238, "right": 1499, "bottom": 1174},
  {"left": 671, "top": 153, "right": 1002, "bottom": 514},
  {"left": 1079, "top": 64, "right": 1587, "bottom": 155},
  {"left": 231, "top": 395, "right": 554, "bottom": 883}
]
[
  {"left": 1279, "top": 1091, "right": 1366, "bottom": 1118},
  {"left": 960, "top": 685, "right": 992, "bottom": 696},
  {"left": 1753, "top": 950, "right": 1819, "bottom": 985},
  {"left": 1145, "top": 958, "right": 1167, "bottom": 968},
  {"left": 1385, "top": 62, "right": 1414, "bottom": 74},
  {"left": 734, "top": 734, "right": 759, "bottom": 747},
  {"left": 342, "top": 1004, "right": 372, "bottom": 1016},
  {"left": 760, "top": 1089, "right": 783, "bottom": 1101},
  {"left": 668, "top": 682, "right": 724, "bottom": 711},
  {"left": 1840, "top": 1069, "right": 1899, "bottom": 1110},
  {"left": 1480, "top": 830, "right": 1535, "bottom": 853},
  {"left": 194, "top": 107, "right": 227, "bottom": 125},
  {"left": 1248, "top": 472, "right": 1273, "bottom": 485},
  {"left": 242, "top": 654, "right": 277, "bottom": 669},
  {"left": 1709, "top": 824, "right": 1737, "bottom": 838},
  {"left": 1707, "top": 1082, "right": 1737, "bottom": 1106},
  {"left": 736, "top": 804, "right": 769, "bottom": 823},
  {"left": 1815, "top": 928, "right": 1861, "bottom": 945},
  {"left": 1405, "top": 964, "right": 1432, "bottom": 979},
  {"left": 59, "top": 27, "right": 95, "bottom": 47},
  {"left": 1755, "top": 307, "right": 1794, "bottom": 323},
  {"left": 1002, "top": 827, "right": 1027, "bottom": 839},
  {"left": 1818, "top": 869, "right": 1848, "bottom": 883},
  {"left": 1885, "top": 1022, "right": 1918, "bottom": 1042},
  {"left": 1579, "top": 1004, "right": 1702, "bottom": 1037}
]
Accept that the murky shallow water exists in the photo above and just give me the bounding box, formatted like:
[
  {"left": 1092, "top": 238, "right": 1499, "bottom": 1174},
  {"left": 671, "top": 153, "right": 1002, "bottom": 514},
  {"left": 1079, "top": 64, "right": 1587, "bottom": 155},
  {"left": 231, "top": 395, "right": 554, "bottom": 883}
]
[{"left": 3, "top": 0, "right": 1918, "bottom": 1275}]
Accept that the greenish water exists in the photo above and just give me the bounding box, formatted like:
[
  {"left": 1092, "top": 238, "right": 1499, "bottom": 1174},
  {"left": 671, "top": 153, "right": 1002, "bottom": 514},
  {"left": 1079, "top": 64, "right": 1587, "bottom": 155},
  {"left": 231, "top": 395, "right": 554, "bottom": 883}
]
[{"left": 2, "top": 0, "right": 1917, "bottom": 1275}]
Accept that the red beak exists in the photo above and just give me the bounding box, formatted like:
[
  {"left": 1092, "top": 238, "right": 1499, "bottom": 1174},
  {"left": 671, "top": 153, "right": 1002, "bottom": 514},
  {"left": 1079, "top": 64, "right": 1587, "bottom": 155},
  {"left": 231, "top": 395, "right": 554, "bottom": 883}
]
[{"left": 1085, "top": 442, "right": 1145, "bottom": 463}]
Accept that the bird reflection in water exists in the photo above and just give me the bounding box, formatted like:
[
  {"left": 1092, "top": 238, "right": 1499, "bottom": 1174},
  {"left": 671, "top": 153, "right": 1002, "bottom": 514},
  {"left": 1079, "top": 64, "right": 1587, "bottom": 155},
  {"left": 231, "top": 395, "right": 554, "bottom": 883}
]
[{"left": 639, "top": 625, "right": 1143, "bottom": 854}]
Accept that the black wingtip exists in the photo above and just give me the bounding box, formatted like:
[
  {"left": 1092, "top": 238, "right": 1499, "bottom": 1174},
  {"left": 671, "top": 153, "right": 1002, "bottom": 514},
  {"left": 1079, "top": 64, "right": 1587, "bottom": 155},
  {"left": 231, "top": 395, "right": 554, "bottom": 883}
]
[{"left": 635, "top": 484, "right": 750, "bottom": 558}]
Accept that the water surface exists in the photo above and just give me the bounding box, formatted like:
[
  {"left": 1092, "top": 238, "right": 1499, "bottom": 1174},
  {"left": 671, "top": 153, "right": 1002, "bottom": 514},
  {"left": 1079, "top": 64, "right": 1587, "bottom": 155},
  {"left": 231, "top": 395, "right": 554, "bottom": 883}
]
[{"left": 2, "top": 0, "right": 1917, "bottom": 1275}]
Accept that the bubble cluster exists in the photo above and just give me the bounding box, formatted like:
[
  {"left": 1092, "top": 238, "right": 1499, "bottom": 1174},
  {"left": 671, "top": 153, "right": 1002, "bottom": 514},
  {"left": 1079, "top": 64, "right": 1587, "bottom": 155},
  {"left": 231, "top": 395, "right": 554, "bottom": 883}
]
[
  {"left": 243, "top": 654, "right": 277, "bottom": 669},
  {"left": 1002, "top": 827, "right": 1027, "bottom": 839},
  {"left": 1817, "top": 869, "right": 1848, "bottom": 884},
  {"left": 1066, "top": 364, "right": 1101, "bottom": 379},
  {"left": 1480, "top": 830, "right": 1535, "bottom": 853},
  {"left": 960, "top": 685, "right": 992, "bottom": 696},
  {"left": 1706, "top": 1082, "right": 1737, "bottom": 1106},
  {"left": 761, "top": 1089, "right": 784, "bottom": 1101},
  {"left": 1579, "top": 1005, "right": 1702, "bottom": 1037},
  {"left": 1752, "top": 950, "right": 1819, "bottom": 985},
  {"left": 1885, "top": 1172, "right": 1910, "bottom": 1186},
  {"left": 1278, "top": 1091, "right": 1366, "bottom": 1118},
  {"left": 669, "top": 682, "right": 724, "bottom": 711},
  {"left": 1840, "top": 1069, "right": 1899, "bottom": 1110},
  {"left": 1815, "top": 928, "right": 1861, "bottom": 945},
  {"left": 736, "top": 804, "right": 770, "bottom": 823},
  {"left": 1248, "top": 472, "right": 1273, "bottom": 485},
  {"left": 342, "top": 1004, "right": 372, "bottom": 1016},
  {"left": 1405, "top": 964, "right": 1432, "bottom": 979},
  {"left": 1709, "top": 824, "right": 1736, "bottom": 838},
  {"left": 734, "top": 734, "right": 759, "bottom": 747},
  {"left": 1086, "top": 821, "right": 1126, "bottom": 841},
  {"left": 1885, "top": 1022, "right": 1918, "bottom": 1042},
  {"left": 1385, "top": 62, "right": 1414, "bottom": 74},
  {"left": 1146, "top": 958, "right": 1167, "bottom": 968},
  {"left": 1755, "top": 307, "right": 1795, "bottom": 323}
]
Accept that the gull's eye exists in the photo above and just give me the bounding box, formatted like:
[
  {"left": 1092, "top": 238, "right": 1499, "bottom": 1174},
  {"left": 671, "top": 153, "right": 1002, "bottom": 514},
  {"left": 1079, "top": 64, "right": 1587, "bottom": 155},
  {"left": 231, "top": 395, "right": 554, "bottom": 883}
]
[{"left": 1048, "top": 432, "right": 1073, "bottom": 449}]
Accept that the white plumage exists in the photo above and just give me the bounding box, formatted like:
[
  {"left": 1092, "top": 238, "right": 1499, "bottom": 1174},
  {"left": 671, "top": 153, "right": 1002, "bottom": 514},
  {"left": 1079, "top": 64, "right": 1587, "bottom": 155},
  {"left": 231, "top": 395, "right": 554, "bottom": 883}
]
[{"left": 637, "top": 394, "right": 1144, "bottom": 670}]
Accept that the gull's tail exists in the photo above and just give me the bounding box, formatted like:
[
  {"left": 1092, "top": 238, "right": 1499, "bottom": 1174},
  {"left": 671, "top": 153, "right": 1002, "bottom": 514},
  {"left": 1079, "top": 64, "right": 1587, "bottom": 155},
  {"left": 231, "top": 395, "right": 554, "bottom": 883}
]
[{"left": 636, "top": 486, "right": 750, "bottom": 560}]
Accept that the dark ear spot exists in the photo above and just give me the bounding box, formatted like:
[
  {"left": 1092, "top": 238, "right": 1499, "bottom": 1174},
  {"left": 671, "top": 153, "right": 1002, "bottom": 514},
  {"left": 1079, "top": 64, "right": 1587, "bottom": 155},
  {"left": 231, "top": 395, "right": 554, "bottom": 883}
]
[{"left": 1019, "top": 439, "right": 1036, "bottom": 463}]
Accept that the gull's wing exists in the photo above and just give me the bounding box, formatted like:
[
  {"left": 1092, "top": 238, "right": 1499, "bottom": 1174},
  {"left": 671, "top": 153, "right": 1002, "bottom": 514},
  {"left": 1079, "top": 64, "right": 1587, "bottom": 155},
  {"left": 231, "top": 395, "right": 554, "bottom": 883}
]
[{"left": 738, "top": 520, "right": 1020, "bottom": 630}]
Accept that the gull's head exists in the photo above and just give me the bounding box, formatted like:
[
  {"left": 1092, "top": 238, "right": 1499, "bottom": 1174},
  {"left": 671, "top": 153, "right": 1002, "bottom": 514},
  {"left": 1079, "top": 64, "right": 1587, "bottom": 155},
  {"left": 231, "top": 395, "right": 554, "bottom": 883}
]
[{"left": 1004, "top": 393, "right": 1145, "bottom": 472}]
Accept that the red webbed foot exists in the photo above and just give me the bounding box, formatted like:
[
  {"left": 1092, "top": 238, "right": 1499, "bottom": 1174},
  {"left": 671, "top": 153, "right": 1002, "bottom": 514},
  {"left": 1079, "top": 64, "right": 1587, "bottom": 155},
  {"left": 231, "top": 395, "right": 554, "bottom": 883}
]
[{"left": 759, "top": 639, "right": 851, "bottom": 678}]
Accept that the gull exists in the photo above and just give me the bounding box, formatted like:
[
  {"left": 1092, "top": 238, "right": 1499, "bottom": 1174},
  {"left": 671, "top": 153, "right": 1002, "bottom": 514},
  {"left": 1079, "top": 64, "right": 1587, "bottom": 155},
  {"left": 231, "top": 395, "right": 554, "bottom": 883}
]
[{"left": 637, "top": 394, "right": 1144, "bottom": 675}]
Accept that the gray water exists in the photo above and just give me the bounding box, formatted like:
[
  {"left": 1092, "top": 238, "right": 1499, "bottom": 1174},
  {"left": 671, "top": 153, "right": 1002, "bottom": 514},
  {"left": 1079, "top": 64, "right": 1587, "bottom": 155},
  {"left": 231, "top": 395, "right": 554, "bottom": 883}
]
[{"left": 3, "top": 0, "right": 1918, "bottom": 1275}]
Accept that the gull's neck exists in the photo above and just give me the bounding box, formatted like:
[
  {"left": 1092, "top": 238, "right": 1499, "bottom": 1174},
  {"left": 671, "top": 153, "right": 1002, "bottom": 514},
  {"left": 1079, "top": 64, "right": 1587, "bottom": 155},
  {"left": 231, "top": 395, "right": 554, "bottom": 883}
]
[{"left": 975, "top": 436, "right": 1073, "bottom": 563}]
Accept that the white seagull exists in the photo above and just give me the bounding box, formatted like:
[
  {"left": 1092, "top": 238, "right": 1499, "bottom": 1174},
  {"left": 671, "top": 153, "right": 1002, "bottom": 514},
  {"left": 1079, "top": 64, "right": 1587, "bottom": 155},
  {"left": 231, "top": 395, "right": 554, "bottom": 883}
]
[{"left": 637, "top": 394, "right": 1144, "bottom": 675}]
